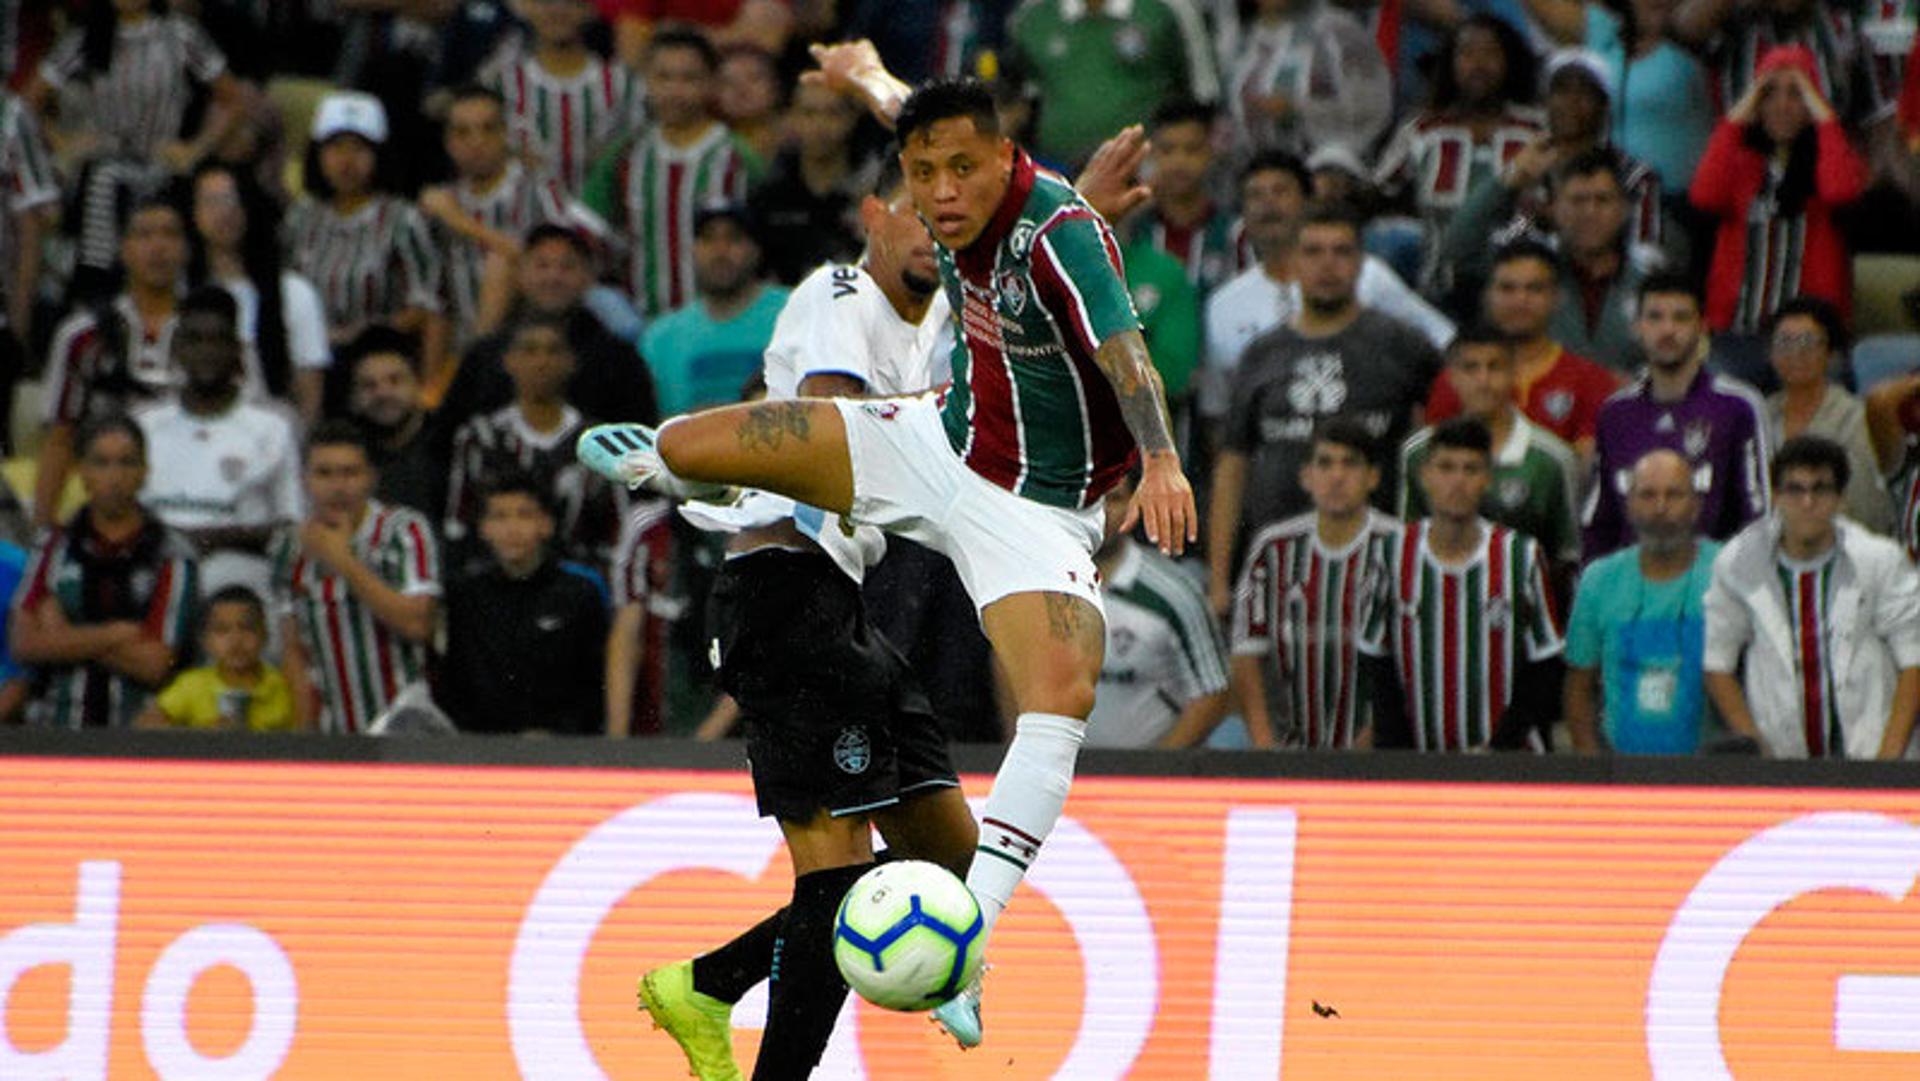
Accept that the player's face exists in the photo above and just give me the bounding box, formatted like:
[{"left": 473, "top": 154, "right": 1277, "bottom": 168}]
[
  {"left": 319, "top": 135, "right": 378, "bottom": 200},
  {"left": 693, "top": 218, "right": 762, "bottom": 298},
  {"left": 306, "top": 445, "right": 376, "bottom": 524},
  {"left": 1625, "top": 455, "right": 1700, "bottom": 552},
  {"left": 1294, "top": 223, "right": 1362, "bottom": 312},
  {"left": 519, "top": 0, "right": 591, "bottom": 47},
  {"left": 1240, "top": 167, "right": 1306, "bottom": 252},
  {"left": 1774, "top": 465, "right": 1842, "bottom": 548},
  {"left": 1546, "top": 73, "right": 1607, "bottom": 143},
  {"left": 191, "top": 170, "right": 247, "bottom": 255},
  {"left": 1768, "top": 313, "right": 1831, "bottom": 391},
  {"left": 1300, "top": 441, "right": 1379, "bottom": 517},
  {"left": 481, "top": 492, "right": 555, "bottom": 570},
  {"left": 864, "top": 190, "right": 941, "bottom": 297},
  {"left": 519, "top": 237, "right": 592, "bottom": 312},
  {"left": 203, "top": 602, "right": 266, "bottom": 673},
  {"left": 350, "top": 352, "right": 421, "bottom": 429},
  {"left": 445, "top": 98, "right": 509, "bottom": 181},
  {"left": 1420, "top": 446, "right": 1491, "bottom": 521},
  {"left": 121, "top": 206, "right": 187, "bottom": 293},
  {"left": 1549, "top": 172, "right": 1626, "bottom": 258},
  {"left": 1147, "top": 120, "right": 1211, "bottom": 201},
  {"left": 1447, "top": 343, "right": 1516, "bottom": 422},
  {"left": 787, "top": 83, "right": 858, "bottom": 158},
  {"left": 900, "top": 116, "right": 1014, "bottom": 250},
  {"left": 1451, "top": 24, "right": 1508, "bottom": 108},
  {"left": 1486, "top": 256, "right": 1556, "bottom": 339},
  {"left": 173, "top": 309, "right": 243, "bottom": 393},
  {"left": 78, "top": 431, "right": 147, "bottom": 517},
  {"left": 645, "top": 45, "right": 714, "bottom": 129},
  {"left": 504, "top": 325, "right": 577, "bottom": 401},
  {"left": 1635, "top": 292, "right": 1704, "bottom": 371}
]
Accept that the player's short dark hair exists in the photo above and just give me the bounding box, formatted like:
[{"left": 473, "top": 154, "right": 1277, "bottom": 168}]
[
  {"left": 447, "top": 83, "right": 506, "bottom": 118},
  {"left": 1309, "top": 415, "right": 1382, "bottom": 467},
  {"left": 203, "top": 584, "right": 268, "bottom": 632},
  {"left": 306, "top": 417, "right": 373, "bottom": 461},
  {"left": 1448, "top": 322, "right": 1514, "bottom": 360},
  {"left": 648, "top": 25, "right": 719, "bottom": 71},
  {"left": 1296, "top": 199, "right": 1365, "bottom": 240},
  {"left": 340, "top": 325, "right": 421, "bottom": 375},
  {"left": 1240, "top": 149, "right": 1310, "bottom": 194},
  {"left": 1552, "top": 146, "right": 1625, "bottom": 194},
  {"left": 480, "top": 470, "right": 557, "bottom": 518},
  {"left": 1148, "top": 98, "right": 1216, "bottom": 135},
  {"left": 897, "top": 78, "right": 1000, "bottom": 146},
  {"left": 76, "top": 413, "right": 147, "bottom": 462},
  {"left": 1490, "top": 236, "right": 1560, "bottom": 279},
  {"left": 178, "top": 284, "right": 240, "bottom": 329},
  {"left": 1637, "top": 271, "right": 1702, "bottom": 313},
  {"left": 1766, "top": 295, "right": 1850, "bottom": 356},
  {"left": 1770, "top": 433, "right": 1850, "bottom": 492},
  {"left": 1428, "top": 416, "right": 1494, "bottom": 459}
]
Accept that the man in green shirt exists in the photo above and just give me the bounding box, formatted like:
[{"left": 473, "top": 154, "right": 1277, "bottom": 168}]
[{"left": 1006, "top": 0, "right": 1220, "bottom": 167}]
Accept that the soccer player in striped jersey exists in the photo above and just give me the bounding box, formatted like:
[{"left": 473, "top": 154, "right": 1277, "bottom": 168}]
[
  {"left": 1704, "top": 434, "right": 1920, "bottom": 759},
  {"left": 477, "top": 0, "right": 644, "bottom": 197},
  {"left": 1361, "top": 417, "right": 1567, "bottom": 752},
  {"left": 445, "top": 315, "right": 623, "bottom": 573},
  {"left": 421, "top": 85, "right": 580, "bottom": 345},
  {"left": 284, "top": 93, "right": 449, "bottom": 388},
  {"left": 273, "top": 421, "right": 441, "bottom": 734},
  {"left": 1234, "top": 417, "right": 1402, "bottom": 750},
  {"left": 1400, "top": 327, "right": 1582, "bottom": 577},
  {"left": 582, "top": 66, "right": 1193, "bottom": 1051},
  {"left": 12, "top": 416, "right": 197, "bottom": 730},
  {"left": 585, "top": 28, "right": 757, "bottom": 317}
]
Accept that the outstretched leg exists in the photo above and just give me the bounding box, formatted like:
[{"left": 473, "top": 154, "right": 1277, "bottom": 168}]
[{"left": 656, "top": 400, "right": 856, "bottom": 514}]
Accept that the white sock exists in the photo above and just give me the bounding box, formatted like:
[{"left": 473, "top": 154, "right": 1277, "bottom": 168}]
[{"left": 966, "top": 712, "right": 1085, "bottom": 932}]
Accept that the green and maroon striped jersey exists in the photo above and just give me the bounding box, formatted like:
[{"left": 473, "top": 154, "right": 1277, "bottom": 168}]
[
  {"left": 271, "top": 502, "right": 441, "bottom": 734},
  {"left": 441, "top": 162, "right": 576, "bottom": 337},
  {"left": 479, "top": 53, "right": 645, "bottom": 197},
  {"left": 1, "top": 91, "right": 57, "bottom": 327},
  {"left": 1233, "top": 509, "right": 1403, "bottom": 749},
  {"left": 1777, "top": 552, "right": 1844, "bottom": 757},
  {"left": 935, "top": 150, "right": 1144, "bottom": 510},
  {"left": 283, "top": 196, "right": 443, "bottom": 335},
  {"left": 1358, "top": 519, "right": 1564, "bottom": 751},
  {"left": 585, "top": 123, "right": 757, "bottom": 317}
]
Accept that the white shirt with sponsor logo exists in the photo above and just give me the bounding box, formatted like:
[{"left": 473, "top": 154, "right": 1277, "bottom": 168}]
[
  {"left": 683, "top": 262, "right": 954, "bottom": 581},
  {"left": 134, "top": 396, "right": 304, "bottom": 598},
  {"left": 1086, "top": 540, "right": 1231, "bottom": 748}
]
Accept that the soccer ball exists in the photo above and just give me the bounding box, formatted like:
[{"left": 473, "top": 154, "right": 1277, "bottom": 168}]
[{"left": 832, "top": 860, "right": 986, "bottom": 1011}]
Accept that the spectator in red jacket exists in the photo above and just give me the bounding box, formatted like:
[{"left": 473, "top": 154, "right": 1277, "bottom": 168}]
[{"left": 1689, "top": 44, "right": 1867, "bottom": 342}]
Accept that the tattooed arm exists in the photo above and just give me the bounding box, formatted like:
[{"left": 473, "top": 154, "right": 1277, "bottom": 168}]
[{"left": 1095, "top": 329, "right": 1197, "bottom": 555}]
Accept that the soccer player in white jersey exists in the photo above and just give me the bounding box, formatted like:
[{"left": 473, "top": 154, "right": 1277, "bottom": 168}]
[
  {"left": 633, "top": 161, "right": 975, "bottom": 1081},
  {"left": 582, "top": 54, "right": 1193, "bottom": 1049}
]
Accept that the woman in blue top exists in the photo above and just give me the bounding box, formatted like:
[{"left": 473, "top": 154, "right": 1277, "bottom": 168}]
[{"left": 1522, "top": 0, "right": 1717, "bottom": 194}]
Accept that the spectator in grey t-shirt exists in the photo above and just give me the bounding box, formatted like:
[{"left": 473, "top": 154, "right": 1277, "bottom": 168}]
[{"left": 1207, "top": 202, "right": 1442, "bottom": 615}]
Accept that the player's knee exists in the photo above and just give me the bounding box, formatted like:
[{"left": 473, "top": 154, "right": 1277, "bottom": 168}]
[
  {"left": 1025, "top": 674, "right": 1097, "bottom": 721},
  {"left": 655, "top": 416, "right": 696, "bottom": 474}
]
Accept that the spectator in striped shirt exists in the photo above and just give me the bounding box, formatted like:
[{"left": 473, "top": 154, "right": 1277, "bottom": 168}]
[
  {"left": 274, "top": 420, "right": 441, "bottom": 734},
  {"left": 284, "top": 93, "right": 449, "bottom": 393},
  {"left": 1128, "top": 99, "right": 1246, "bottom": 300},
  {"left": 1704, "top": 434, "right": 1920, "bottom": 759},
  {"left": 36, "top": 198, "right": 191, "bottom": 528},
  {"left": 478, "top": 0, "right": 645, "bottom": 198},
  {"left": 0, "top": 88, "right": 57, "bottom": 452},
  {"left": 585, "top": 27, "right": 759, "bottom": 317},
  {"left": 1232, "top": 415, "right": 1403, "bottom": 750},
  {"left": 605, "top": 497, "right": 672, "bottom": 736},
  {"left": 12, "top": 416, "right": 198, "bottom": 729}
]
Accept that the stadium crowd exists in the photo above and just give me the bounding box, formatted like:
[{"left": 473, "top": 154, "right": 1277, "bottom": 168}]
[{"left": 2, "top": 0, "right": 1919, "bottom": 756}]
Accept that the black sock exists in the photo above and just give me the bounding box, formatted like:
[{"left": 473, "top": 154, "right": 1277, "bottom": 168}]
[
  {"left": 692, "top": 911, "right": 785, "bottom": 1004},
  {"left": 751, "top": 861, "right": 873, "bottom": 1081}
]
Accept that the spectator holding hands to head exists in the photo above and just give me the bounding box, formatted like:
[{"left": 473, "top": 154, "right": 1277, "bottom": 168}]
[
  {"left": 12, "top": 417, "right": 198, "bottom": 729},
  {"left": 1704, "top": 435, "right": 1920, "bottom": 759}
]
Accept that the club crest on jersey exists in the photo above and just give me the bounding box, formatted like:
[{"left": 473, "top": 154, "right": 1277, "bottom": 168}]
[
  {"left": 1497, "top": 477, "right": 1529, "bottom": 509},
  {"left": 1484, "top": 596, "right": 1512, "bottom": 630},
  {"left": 1008, "top": 221, "right": 1036, "bottom": 258},
  {"left": 1544, "top": 390, "right": 1574, "bottom": 422},
  {"left": 1110, "top": 627, "right": 1138, "bottom": 657},
  {"left": 833, "top": 726, "right": 872, "bottom": 774},
  {"left": 997, "top": 269, "right": 1028, "bottom": 316},
  {"left": 1683, "top": 420, "right": 1712, "bottom": 458}
]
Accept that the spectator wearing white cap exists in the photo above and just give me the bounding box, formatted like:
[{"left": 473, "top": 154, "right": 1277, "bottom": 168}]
[
  {"left": 1519, "top": 0, "right": 1716, "bottom": 196},
  {"left": 283, "top": 92, "right": 449, "bottom": 394}
]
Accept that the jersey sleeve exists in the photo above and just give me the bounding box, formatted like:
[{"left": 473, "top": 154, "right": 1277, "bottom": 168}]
[
  {"left": 443, "top": 421, "right": 482, "bottom": 543},
  {"left": 391, "top": 204, "right": 445, "bottom": 313},
  {"left": 772, "top": 267, "right": 880, "bottom": 390},
  {"left": 3, "top": 103, "right": 60, "bottom": 214},
  {"left": 40, "top": 312, "right": 100, "bottom": 426},
  {"left": 36, "top": 31, "right": 85, "bottom": 89},
  {"left": 176, "top": 16, "right": 229, "bottom": 83},
  {"left": 389, "top": 511, "right": 443, "bottom": 597},
  {"left": 1516, "top": 536, "right": 1564, "bottom": 662},
  {"left": 1030, "top": 212, "right": 1143, "bottom": 357},
  {"left": 145, "top": 555, "right": 198, "bottom": 650},
  {"left": 1230, "top": 537, "right": 1275, "bottom": 656},
  {"left": 13, "top": 532, "right": 60, "bottom": 615}
]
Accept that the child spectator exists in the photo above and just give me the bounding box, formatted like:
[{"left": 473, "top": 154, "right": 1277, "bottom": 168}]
[{"left": 139, "top": 585, "right": 294, "bottom": 732}]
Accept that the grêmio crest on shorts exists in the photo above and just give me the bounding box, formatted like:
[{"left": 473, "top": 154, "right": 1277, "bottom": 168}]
[{"left": 935, "top": 150, "right": 1144, "bottom": 510}]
